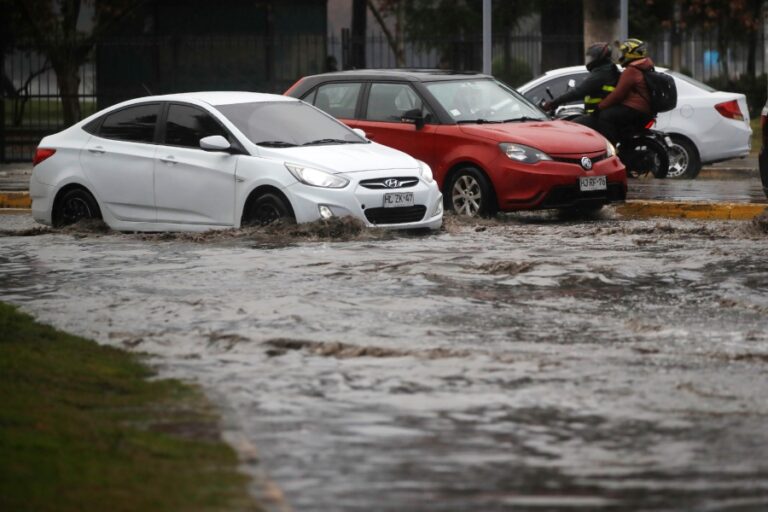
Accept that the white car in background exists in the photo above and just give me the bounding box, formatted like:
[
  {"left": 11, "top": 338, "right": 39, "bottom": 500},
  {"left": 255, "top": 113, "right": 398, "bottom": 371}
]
[
  {"left": 519, "top": 66, "right": 752, "bottom": 179},
  {"left": 29, "top": 92, "right": 443, "bottom": 231}
]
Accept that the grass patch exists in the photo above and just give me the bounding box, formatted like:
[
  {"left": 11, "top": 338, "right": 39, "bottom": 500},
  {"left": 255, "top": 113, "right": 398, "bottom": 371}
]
[{"left": 0, "top": 302, "right": 261, "bottom": 512}]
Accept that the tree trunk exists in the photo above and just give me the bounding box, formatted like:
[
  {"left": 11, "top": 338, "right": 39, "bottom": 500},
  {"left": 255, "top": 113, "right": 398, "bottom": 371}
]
[
  {"left": 582, "top": 0, "right": 620, "bottom": 51},
  {"left": 54, "top": 64, "right": 81, "bottom": 126},
  {"left": 352, "top": 0, "right": 367, "bottom": 68}
]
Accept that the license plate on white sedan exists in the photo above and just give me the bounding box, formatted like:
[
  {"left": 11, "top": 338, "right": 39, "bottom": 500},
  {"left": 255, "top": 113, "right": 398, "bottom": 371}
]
[
  {"left": 579, "top": 176, "right": 607, "bottom": 192},
  {"left": 383, "top": 192, "right": 415, "bottom": 208}
]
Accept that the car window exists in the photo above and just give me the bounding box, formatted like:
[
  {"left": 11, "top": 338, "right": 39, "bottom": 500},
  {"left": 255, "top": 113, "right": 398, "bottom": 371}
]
[
  {"left": 99, "top": 103, "right": 160, "bottom": 143},
  {"left": 524, "top": 73, "right": 589, "bottom": 106},
  {"left": 425, "top": 79, "right": 546, "bottom": 122},
  {"left": 667, "top": 71, "right": 717, "bottom": 94},
  {"left": 308, "top": 82, "right": 361, "bottom": 119},
  {"left": 365, "top": 83, "right": 431, "bottom": 123},
  {"left": 215, "top": 100, "right": 366, "bottom": 147},
  {"left": 164, "top": 104, "right": 229, "bottom": 148}
]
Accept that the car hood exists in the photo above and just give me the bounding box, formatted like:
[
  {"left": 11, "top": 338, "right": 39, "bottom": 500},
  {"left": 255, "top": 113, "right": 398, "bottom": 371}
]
[
  {"left": 458, "top": 120, "right": 608, "bottom": 155},
  {"left": 255, "top": 142, "right": 418, "bottom": 174}
]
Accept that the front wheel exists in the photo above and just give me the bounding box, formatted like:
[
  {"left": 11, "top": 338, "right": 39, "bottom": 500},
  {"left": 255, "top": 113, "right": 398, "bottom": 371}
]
[
  {"left": 244, "top": 192, "right": 295, "bottom": 226},
  {"left": 446, "top": 167, "right": 496, "bottom": 217},
  {"left": 52, "top": 187, "right": 102, "bottom": 227},
  {"left": 621, "top": 137, "right": 669, "bottom": 179}
]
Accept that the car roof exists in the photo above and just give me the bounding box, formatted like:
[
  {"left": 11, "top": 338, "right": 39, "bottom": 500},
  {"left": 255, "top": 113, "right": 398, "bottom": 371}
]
[
  {"left": 518, "top": 64, "right": 672, "bottom": 92},
  {"left": 300, "top": 69, "right": 492, "bottom": 82},
  {"left": 124, "top": 91, "right": 297, "bottom": 107}
]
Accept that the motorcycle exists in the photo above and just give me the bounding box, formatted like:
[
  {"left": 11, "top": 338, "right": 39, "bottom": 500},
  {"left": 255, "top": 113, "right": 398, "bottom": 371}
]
[{"left": 542, "top": 85, "right": 671, "bottom": 179}]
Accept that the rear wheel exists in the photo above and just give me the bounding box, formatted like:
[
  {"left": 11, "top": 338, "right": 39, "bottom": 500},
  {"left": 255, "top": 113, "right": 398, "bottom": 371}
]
[
  {"left": 52, "top": 188, "right": 101, "bottom": 227},
  {"left": 667, "top": 136, "right": 701, "bottom": 179},
  {"left": 622, "top": 137, "right": 669, "bottom": 179},
  {"left": 244, "top": 192, "right": 295, "bottom": 226},
  {"left": 446, "top": 167, "right": 496, "bottom": 217}
]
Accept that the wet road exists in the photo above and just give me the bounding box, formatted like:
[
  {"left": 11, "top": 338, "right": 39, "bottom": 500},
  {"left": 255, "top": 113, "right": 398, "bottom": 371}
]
[
  {"left": 2, "top": 211, "right": 768, "bottom": 511},
  {"left": 627, "top": 174, "right": 768, "bottom": 204}
]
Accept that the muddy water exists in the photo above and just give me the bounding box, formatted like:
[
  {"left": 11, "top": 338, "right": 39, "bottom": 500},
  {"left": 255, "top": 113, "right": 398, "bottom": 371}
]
[{"left": 2, "top": 211, "right": 768, "bottom": 511}]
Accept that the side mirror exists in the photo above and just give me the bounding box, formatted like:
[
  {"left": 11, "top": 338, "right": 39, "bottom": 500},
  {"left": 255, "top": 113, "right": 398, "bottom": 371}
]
[
  {"left": 352, "top": 128, "right": 367, "bottom": 139},
  {"left": 200, "top": 135, "right": 231, "bottom": 152},
  {"left": 401, "top": 108, "right": 425, "bottom": 129},
  {"left": 567, "top": 79, "right": 576, "bottom": 90}
]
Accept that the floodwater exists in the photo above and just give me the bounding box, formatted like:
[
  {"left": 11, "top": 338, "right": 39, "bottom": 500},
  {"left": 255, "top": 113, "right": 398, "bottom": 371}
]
[{"left": 2, "top": 210, "right": 768, "bottom": 512}]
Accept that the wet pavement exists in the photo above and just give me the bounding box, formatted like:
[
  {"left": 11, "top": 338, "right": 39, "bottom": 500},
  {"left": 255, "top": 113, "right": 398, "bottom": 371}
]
[
  {"left": 627, "top": 174, "right": 767, "bottom": 204},
  {"left": 1, "top": 212, "right": 768, "bottom": 511}
]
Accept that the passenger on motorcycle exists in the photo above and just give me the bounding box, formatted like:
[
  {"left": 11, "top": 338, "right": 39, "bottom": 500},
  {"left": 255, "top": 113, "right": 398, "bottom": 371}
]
[
  {"left": 541, "top": 42, "right": 619, "bottom": 130},
  {"left": 596, "top": 38, "right": 655, "bottom": 145}
]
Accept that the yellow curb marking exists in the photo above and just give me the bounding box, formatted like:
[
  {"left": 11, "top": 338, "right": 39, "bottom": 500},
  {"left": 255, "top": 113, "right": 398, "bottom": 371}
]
[
  {"left": 618, "top": 200, "right": 768, "bottom": 220},
  {"left": 0, "top": 192, "right": 31, "bottom": 209}
]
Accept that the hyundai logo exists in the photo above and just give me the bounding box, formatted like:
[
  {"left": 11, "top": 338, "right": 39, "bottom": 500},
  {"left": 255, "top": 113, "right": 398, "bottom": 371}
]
[
  {"left": 580, "top": 156, "right": 593, "bottom": 170},
  {"left": 383, "top": 178, "right": 400, "bottom": 188}
]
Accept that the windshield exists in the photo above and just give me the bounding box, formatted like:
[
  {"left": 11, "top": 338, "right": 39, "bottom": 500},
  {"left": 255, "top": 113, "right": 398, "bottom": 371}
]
[
  {"left": 215, "top": 101, "right": 367, "bottom": 147},
  {"left": 425, "top": 79, "right": 548, "bottom": 123}
]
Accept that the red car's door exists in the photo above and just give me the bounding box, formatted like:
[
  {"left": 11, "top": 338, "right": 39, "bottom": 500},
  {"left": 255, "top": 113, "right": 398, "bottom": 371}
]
[{"left": 354, "top": 82, "right": 436, "bottom": 167}]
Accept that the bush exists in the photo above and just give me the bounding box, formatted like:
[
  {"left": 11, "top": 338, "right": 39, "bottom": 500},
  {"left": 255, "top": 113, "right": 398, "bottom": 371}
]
[{"left": 705, "top": 73, "right": 767, "bottom": 118}]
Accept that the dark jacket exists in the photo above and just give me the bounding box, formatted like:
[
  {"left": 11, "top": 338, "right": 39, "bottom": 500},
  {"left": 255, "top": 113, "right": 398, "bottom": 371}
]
[
  {"left": 598, "top": 57, "right": 654, "bottom": 114},
  {"left": 551, "top": 63, "right": 620, "bottom": 113}
]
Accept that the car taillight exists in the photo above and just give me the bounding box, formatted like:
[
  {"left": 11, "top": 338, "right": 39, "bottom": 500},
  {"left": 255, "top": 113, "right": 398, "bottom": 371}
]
[
  {"left": 715, "top": 100, "right": 744, "bottom": 121},
  {"left": 33, "top": 148, "right": 56, "bottom": 166},
  {"left": 761, "top": 114, "right": 766, "bottom": 130}
]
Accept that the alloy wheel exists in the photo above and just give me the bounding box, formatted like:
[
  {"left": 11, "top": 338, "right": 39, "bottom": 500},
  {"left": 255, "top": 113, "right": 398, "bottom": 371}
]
[
  {"left": 61, "top": 196, "right": 93, "bottom": 224},
  {"left": 451, "top": 175, "right": 482, "bottom": 216},
  {"left": 666, "top": 142, "right": 689, "bottom": 178}
]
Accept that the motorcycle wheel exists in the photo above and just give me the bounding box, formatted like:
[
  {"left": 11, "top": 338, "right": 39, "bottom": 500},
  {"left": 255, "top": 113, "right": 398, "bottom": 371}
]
[{"left": 622, "top": 137, "right": 670, "bottom": 179}]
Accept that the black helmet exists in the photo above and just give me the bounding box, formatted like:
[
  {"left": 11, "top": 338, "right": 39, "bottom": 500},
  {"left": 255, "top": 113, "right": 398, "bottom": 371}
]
[
  {"left": 618, "top": 38, "right": 647, "bottom": 66},
  {"left": 585, "top": 42, "right": 612, "bottom": 71}
]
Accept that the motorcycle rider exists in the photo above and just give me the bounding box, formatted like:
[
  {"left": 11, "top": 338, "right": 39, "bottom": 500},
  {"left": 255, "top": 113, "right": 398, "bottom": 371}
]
[
  {"left": 541, "top": 42, "right": 619, "bottom": 130},
  {"left": 596, "top": 38, "right": 655, "bottom": 146}
]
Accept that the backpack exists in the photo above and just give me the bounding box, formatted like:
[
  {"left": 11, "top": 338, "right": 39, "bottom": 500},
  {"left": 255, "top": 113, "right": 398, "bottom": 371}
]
[{"left": 642, "top": 68, "right": 677, "bottom": 113}]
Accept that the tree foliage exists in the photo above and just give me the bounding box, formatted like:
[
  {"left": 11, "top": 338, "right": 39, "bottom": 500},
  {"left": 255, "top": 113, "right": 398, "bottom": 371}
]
[
  {"left": 10, "top": 0, "right": 145, "bottom": 125},
  {"left": 368, "top": 0, "right": 537, "bottom": 70}
]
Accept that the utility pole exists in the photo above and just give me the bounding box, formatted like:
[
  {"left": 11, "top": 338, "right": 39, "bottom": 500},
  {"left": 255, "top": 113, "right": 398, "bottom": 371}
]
[
  {"left": 620, "top": 0, "right": 628, "bottom": 41},
  {"left": 482, "top": 0, "right": 491, "bottom": 74}
]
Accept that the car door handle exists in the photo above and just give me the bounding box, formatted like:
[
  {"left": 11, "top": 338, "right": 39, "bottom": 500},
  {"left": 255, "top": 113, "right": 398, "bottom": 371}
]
[
  {"left": 159, "top": 155, "right": 177, "bottom": 165},
  {"left": 88, "top": 146, "right": 105, "bottom": 154}
]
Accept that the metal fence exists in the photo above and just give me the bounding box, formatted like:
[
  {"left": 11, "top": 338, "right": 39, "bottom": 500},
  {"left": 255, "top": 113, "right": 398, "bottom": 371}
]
[
  {"left": 2, "top": 31, "right": 765, "bottom": 163},
  {"left": 1, "top": 48, "right": 97, "bottom": 162}
]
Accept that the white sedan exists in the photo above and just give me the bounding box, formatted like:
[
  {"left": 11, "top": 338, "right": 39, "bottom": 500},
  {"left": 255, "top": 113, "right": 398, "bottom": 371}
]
[
  {"left": 519, "top": 66, "right": 752, "bottom": 179},
  {"left": 30, "top": 92, "right": 443, "bottom": 231}
]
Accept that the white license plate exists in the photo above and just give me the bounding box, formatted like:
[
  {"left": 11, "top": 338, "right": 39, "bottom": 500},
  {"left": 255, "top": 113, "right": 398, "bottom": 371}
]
[
  {"left": 383, "top": 192, "right": 415, "bottom": 208},
  {"left": 579, "top": 176, "right": 607, "bottom": 192}
]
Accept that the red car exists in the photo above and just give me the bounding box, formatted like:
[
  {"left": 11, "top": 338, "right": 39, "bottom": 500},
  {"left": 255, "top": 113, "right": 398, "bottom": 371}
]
[{"left": 286, "top": 70, "right": 626, "bottom": 216}]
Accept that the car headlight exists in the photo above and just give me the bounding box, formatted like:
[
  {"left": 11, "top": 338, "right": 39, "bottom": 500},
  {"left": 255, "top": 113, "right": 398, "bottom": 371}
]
[
  {"left": 605, "top": 139, "right": 617, "bottom": 157},
  {"left": 417, "top": 159, "right": 434, "bottom": 183},
  {"left": 285, "top": 162, "right": 349, "bottom": 188},
  {"left": 499, "top": 143, "right": 552, "bottom": 164}
]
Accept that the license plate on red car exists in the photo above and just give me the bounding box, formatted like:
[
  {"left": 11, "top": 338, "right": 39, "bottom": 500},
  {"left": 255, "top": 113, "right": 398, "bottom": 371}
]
[
  {"left": 579, "top": 176, "right": 607, "bottom": 192},
  {"left": 383, "top": 192, "right": 414, "bottom": 208}
]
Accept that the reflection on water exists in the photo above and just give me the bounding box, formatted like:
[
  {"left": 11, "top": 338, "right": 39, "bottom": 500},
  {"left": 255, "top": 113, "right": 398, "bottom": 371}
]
[{"left": 1, "top": 211, "right": 768, "bottom": 511}]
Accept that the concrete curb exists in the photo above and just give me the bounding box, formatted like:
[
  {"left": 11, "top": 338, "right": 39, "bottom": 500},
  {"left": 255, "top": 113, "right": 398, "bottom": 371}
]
[
  {"left": 616, "top": 200, "right": 767, "bottom": 220},
  {"left": 0, "top": 192, "right": 31, "bottom": 209},
  {"left": 2, "top": 191, "right": 766, "bottom": 221}
]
